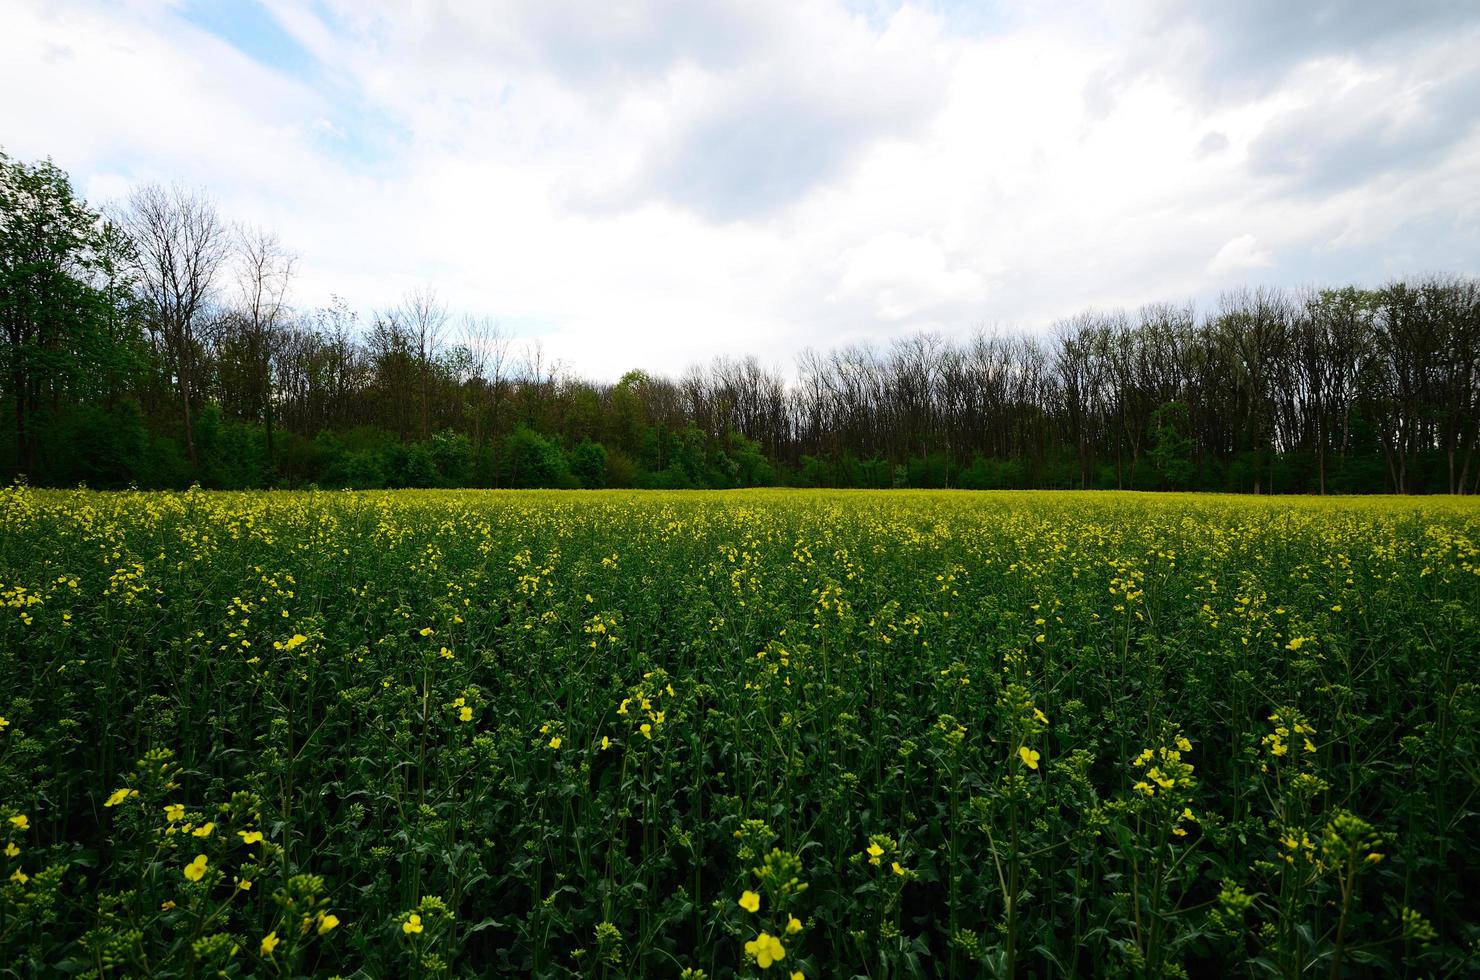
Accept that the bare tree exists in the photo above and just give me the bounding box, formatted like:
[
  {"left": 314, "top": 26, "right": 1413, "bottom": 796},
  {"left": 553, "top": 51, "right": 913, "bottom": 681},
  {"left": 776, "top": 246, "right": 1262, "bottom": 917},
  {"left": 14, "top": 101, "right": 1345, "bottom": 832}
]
[
  {"left": 401, "top": 286, "right": 447, "bottom": 438},
  {"left": 458, "top": 313, "right": 512, "bottom": 448},
  {"left": 234, "top": 224, "right": 294, "bottom": 464},
  {"left": 116, "top": 183, "right": 229, "bottom": 466}
]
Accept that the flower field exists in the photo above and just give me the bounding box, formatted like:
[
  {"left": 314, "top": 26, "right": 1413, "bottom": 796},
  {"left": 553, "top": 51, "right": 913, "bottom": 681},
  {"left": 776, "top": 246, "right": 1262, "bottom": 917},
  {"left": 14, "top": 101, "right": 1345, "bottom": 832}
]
[{"left": 2, "top": 485, "right": 1478, "bottom": 978}]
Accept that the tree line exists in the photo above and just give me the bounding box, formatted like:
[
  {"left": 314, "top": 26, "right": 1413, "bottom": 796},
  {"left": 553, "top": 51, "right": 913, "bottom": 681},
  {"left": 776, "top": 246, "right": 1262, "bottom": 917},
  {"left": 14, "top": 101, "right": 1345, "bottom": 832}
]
[{"left": 3, "top": 150, "right": 1478, "bottom": 493}]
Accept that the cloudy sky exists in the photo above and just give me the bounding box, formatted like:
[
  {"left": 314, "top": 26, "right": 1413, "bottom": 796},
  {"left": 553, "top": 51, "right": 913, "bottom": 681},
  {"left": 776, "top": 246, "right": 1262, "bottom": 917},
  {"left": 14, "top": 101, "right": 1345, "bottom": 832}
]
[{"left": 5, "top": 0, "right": 1478, "bottom": 379}]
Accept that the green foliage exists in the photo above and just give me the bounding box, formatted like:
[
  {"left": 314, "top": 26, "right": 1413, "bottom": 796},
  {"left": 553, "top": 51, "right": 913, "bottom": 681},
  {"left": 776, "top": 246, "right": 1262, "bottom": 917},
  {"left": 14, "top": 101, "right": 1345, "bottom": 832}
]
[
  {"left": 195, "top": 403, "right": 269, "bottom": 489},
  {"left": 502, "top": 426, "right": 575, "bottom": 488},
  {"left": 426, "top": 429, "right": 472, "bottom": 487},
  {"left": 384, "top": 442, "right": 438, "bottom": 489},
  {"left": 32, "top": 401, "right": 148, "bottom": 488},
  {"left": 1149, "top": 401, "right": 1196, "bottom": 490},
  {"left": 0, "top": 151, "right": 145, "bottom": 477},
  {"left": 957, "top": 456, "right": 1026, "bottom": 490},
  {"left": 603, "top": 448, "right": 638, "bottom": 489},
  {"left": 568, "top": 438, "right": 607, "bottom": 489}
]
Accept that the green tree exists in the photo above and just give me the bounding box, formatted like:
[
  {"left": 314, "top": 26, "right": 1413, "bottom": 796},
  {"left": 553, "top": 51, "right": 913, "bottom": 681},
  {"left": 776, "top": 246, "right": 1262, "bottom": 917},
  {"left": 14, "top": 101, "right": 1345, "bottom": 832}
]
[
  {"left": 569, "top": 437, "right": 607, "bottom": 488},
  {"left": 1149, "top": 401, "right": 1195, "bottom": 490},
  {"left": 0, "top": 152, "right": 138, "bottom": 476},
  {"left": 503, "top": 427, "right": 574, "bottom": 488}
]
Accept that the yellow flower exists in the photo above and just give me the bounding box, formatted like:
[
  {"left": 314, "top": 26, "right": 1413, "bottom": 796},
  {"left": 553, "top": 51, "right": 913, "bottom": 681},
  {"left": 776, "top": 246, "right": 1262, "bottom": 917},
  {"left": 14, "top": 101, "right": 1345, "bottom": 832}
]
[
  {"left": 238, "top": 878, "right": 253, "bottom": 891},
  {"left": 0, "top": 717, "right": 8, "bottom": 729},
  {"left": 601, "top": 736, "right": 611, "bottom": 750},
  {"left": 183, "top": 854, "right": 209, "bottom": 881},
  {"left": 4, "top": 842, "right": 18, "bottom": 857},
  {"left": 459, "top": 706, "right": 473, "bottom": 723},
  {"left": 739, "top": 889, "right": 761, "bottom": 913},
  {"left": 10, "top": 815, "right": 29, "bottom": 831},
  {"left": 866, "top": 842, "right": 884, "bottom": 865},
  {"left": 744, "top": 931, "right": 786, "bottom": 969},
  {"left": 786, "top": 914, "right": 802, "bottom": 934},
  {"left": 791, "top": 973, "right": 804, "bottom": 980},
  {"left": 160, "top": 899, "right": 176, "bottom": 910},
  {"left": 165, "top": 804, "right": 185, "bottom": 821},
  {"left": 11, "top": 868, "right": 29, "bottom": 884},
  {"left": 640, "top": 723, "right": 652, "bottom": 739},
  {"left": 419, "top": 627, "right": 434, "bottom": 636},
  {"left": 403, "top": 912, "right": 424, "bottom": 935},
  {"left": 439, "top": 646, "right": 454, "bottom": 659},
  {"left": 1033, "top": 708, "right": 1049, "bottom": 725},
  {"left": 193, "top": 821, "right": 215, "bottom": 837},
  {"left": 104, "top": 788, "right": 136, "bottom": 807},
  {"left": 892, "top": 861, "right": 905, "bottom": 876},
  {"left": 318, "top": 913, "right": 340, "bottom": 934},
  {"left": 548, "top": 736, "right": 562, "bottom": 749},
  {"left": 1019, "top": 746, "right": 1040, "bottom": 770},
  {"left": 260, "top": 931, "right": 280, "bottom": 956},
  {"left": 239, "top": 830, "right": 264, "bottom": 844}
]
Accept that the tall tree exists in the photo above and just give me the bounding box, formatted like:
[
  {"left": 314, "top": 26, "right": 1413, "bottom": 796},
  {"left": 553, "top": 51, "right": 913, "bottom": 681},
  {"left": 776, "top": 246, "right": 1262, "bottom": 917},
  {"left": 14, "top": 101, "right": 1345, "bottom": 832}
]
[
  {"left": 233, "top": 224, "right": 294, "bottom": 466},
  {"left": 0, "top": 152, "right": 132, "bottom": 474},
  {"left": 401, "top": 286, "right": 447, "bottom": 439},
  {"left": 116, "top": 183, "right": 228, "bottom": 467}
]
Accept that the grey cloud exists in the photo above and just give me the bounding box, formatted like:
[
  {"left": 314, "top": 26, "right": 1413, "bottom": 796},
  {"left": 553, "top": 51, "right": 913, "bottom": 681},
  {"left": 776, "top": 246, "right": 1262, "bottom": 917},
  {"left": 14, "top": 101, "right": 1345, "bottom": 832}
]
[
  {"left": 505, "top": 1, "right": 775, "bottom": 84},
  {"left": 325, "top": 0, "right": 776, "bottom": 87},
  {"left": 1158, "top": 0, "right": 1479, "bottom": 99},
  {"left": 1247, "top": 59, "right": 1480, "bottom": 194},
  {"left": 566, "top": 6, "right": 950, "bottom": 223},
  {"left": 1195, "top": 130, "right": 1228, "bottom": 158},
  {"left": 318, "top": 1, "right": 949, "bottom": 222},
  {"left": 1240, "top": 211, "right": 1479, "bottom": 295},
  {"left": 628, "top": 84, "right": 929, "bottom": 222}
]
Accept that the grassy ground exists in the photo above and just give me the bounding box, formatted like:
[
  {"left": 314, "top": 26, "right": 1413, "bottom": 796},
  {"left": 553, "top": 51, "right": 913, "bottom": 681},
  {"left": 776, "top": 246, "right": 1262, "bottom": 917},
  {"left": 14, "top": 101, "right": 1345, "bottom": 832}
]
[{"left": 2, "top": 486, "right": 1477, "bottom": 977}]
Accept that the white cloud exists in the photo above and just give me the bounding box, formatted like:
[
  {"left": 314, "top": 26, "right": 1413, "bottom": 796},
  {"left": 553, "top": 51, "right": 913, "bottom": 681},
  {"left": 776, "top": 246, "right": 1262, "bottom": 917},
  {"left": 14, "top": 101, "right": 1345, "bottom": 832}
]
[
  {"left": 1208, "top": 234, "right": 1274, "bottom": 274},
  {"left": 829, "top": 232, "right": 989, "bottom": 323},
  {"left": 3, "top": 0, "right": 1476, "bottom": 379}
]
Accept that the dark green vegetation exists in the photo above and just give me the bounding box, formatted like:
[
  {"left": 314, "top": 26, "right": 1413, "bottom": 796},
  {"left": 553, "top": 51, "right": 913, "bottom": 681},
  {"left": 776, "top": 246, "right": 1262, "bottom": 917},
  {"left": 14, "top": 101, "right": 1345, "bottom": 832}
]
[
  {"left": 4, "top": 150, "right": 1480, "bottom": 495},
  {"left": 2, "top": 488, "right": 1478, "bottom": 976}
]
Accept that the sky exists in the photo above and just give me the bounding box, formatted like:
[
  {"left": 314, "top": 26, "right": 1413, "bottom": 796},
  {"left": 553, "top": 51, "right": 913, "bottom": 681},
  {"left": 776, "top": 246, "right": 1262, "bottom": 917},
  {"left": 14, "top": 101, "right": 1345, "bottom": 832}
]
[{"left": 4, "top": 0, "right": 1479, "bottom": 380}]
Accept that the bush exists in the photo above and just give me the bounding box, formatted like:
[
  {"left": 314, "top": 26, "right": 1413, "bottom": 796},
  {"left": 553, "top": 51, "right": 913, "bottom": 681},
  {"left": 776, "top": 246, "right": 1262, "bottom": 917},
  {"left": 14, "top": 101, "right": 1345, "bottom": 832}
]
[
  {"left": 195, "top": 404, "right": 269, "bottom": 489},
  {"left": 383, "top": 443, "right": 437, "bottom": 488},
  {"left": 569, "top": 438, "right": 608, "bottom": 489},
  {"left": 502, "top": 427, "right": 575, "bottom": 488},
  {"left": 426, "top": 429, "right": 473, "bottom": 487},
  {"left": 33, "top": 401, "right": 148, "bottom": 488},
  {"left": 322, "top": 449, "right": 386, "bottom": 489},
  {"left": 727, "top": 433, "right": 775, "bottom": 486},
  {"left": 604, "top": 449, "right": 638, "bottom": 488}
]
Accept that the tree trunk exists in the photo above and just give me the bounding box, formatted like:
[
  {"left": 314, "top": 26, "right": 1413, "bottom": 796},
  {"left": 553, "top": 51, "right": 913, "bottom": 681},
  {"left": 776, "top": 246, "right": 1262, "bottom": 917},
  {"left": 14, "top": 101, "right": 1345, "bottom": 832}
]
[{"left": 179, "top": 338, "right": 197, "bottom": 468}]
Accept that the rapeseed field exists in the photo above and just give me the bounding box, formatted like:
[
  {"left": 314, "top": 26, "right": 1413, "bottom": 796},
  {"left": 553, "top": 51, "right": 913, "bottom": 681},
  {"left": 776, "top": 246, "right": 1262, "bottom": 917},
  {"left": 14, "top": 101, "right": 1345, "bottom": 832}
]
[{"left": 1, "top": 486, "right": 1477, "bottom": 977}]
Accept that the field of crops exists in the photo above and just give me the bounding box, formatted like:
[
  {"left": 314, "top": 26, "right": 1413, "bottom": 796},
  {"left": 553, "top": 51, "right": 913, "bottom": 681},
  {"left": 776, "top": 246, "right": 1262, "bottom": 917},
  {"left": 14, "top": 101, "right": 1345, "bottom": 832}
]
[{"left": 1, "top": 486, "right": 1477, "bottom": 977}]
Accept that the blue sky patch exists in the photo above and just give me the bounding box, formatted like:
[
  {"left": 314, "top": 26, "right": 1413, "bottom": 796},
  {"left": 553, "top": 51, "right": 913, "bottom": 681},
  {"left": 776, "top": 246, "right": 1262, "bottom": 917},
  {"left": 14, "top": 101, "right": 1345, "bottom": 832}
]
[{"left": 179, "top": 0, "right": 317, "bottom": 77}]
